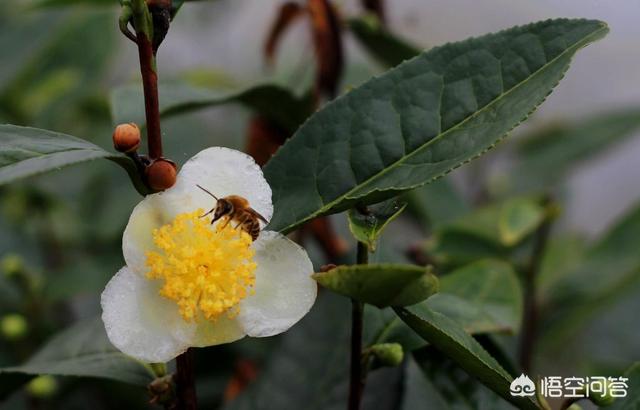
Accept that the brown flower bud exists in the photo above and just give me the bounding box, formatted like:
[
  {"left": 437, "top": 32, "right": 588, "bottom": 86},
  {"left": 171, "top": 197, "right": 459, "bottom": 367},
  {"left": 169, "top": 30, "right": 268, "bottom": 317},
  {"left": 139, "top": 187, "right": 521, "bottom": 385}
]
[
  {"left": 113, "top": 123, "right": 141, "bottom": 153},
  {"left": 146, "top": 158, "right": 177, "bottom": 191}
]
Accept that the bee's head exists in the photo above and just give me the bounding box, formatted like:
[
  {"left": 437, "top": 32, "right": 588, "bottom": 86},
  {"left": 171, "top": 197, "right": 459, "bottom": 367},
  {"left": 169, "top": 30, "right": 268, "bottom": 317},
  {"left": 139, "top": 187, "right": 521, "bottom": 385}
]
[{"left": 212, "top": 199, "right": 233, "bottom": 223}]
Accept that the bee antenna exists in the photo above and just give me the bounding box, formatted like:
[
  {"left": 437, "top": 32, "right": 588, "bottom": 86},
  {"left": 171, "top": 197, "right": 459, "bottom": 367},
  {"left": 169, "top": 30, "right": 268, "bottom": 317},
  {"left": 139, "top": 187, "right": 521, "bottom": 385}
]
[{"left": 196, "top": 184, "right": 218, "bottom": 200}]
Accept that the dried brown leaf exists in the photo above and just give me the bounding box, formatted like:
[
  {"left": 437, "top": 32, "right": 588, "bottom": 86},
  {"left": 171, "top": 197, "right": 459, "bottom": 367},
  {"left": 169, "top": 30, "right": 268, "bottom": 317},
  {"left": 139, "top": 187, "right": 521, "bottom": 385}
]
[{"left": 264, "top": 2, "right": 307, "bottom": 64}]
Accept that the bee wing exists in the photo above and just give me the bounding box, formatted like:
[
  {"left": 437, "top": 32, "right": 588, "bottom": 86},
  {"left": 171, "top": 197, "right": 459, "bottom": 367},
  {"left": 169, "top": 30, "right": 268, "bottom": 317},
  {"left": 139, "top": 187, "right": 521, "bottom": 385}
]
[{"left": 248, "top": 208, "right": 269, "bottom": 224}]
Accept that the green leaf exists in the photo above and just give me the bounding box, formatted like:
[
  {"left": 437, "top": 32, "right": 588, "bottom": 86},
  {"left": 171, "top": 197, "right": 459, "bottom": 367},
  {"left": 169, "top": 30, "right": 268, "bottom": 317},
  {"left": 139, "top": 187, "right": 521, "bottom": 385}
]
[
  {"left": 348, "top": 199, "right": 407, "bottom": 251},
  {"left": 608, "top": 362, "right": 640, "bottom": 410},
  {"left": 498, "top": 197, "right": 547, "bottom": 246},
  {"left": 404, "top": 178, "right": 470, "bottom": 231},
  {"left": 110, "top": 82, "right": 311, "bottom": 132},
  {"left": 224, "top": 293, "right": 402, "bottom": 410},
  {"left": 510, "top": 108, "right": 640, "bottom": 194},
  {"left": 426, "top": 196, "right": 547, "bottom": 267},
  {"left": 0, "top": 318, "right": 155, "bottom": 398},
  {"left": 395, "top": 306, "right": 540, "bottom": 409},
  {"left": 367, "top": 259, "right": 523, "bottom": 351},
  {"left": 264, "top": 19, "right": 608, "bottom": 234},
  {"left": 402, "top": 353, "right": 515, "bottom": 410},
  {"left": 427, "top": 230, "right": 508, "bottom": 268},
  {"left": 536, "top": 234, "right": 586, "bottom": 303},
  {"left": 541, "top": 204, "right": 640, "bottom": 348},
  {"left": 0, "top": 125, "right": 149, "bottom": 195},
  {"left": 313, "top": 264, "right": 438, "bottom": 308},
  {"left": 348, "top": 16, "right": 421, "bottom": 67},
  {"left": 426, "top": 259, "right": 523, "bottom": 335}
]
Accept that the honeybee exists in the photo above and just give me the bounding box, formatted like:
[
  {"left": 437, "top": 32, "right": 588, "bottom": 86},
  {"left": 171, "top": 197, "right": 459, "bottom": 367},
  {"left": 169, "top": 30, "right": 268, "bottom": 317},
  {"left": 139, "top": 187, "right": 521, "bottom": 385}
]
[{"left": 196, "top": 184, "right": 268, "bottom": 241}]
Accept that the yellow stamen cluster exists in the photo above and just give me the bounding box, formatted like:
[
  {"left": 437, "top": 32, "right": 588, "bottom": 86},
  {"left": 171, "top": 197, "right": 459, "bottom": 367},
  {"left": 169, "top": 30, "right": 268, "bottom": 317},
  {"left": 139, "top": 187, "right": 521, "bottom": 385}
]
[{"left": 145, "top": 210, "right": 256, "bottom": 322}]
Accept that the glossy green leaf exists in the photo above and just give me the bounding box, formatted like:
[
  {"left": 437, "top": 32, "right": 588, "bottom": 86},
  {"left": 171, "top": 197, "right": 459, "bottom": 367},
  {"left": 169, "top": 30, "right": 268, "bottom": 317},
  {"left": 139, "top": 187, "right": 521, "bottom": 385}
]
[
  {"left": 264, "top": 19, "right": 608, "bottom": 234},
  {"left": 510, "top": 108, "right": 640, "bottom": 193},
  {"left": 395, "top": 306, "right": 540, "bottom": 409},
  {"left": 348, "top": 199, "right": 407, "bottom": 251},
  {"left": 313, "top": 264, "right": 438, "bottom": 308},
  {"left": 110, "top": 82, "right": 311, "bottom": 132},
  {"left": 367, "top": 259, "right": 523, "bottom": 351},
  {"left": 608, "top": 362, "right": 640, "bottom": 410},
  {"left": 348, "top": 16, "right": 421, "bottom": 68},
  {"left": 0, "top": 318, "right": 155, "bottom": 398},
  {"left": 0, "top": 125, "right": 149, "bottom": 195}
]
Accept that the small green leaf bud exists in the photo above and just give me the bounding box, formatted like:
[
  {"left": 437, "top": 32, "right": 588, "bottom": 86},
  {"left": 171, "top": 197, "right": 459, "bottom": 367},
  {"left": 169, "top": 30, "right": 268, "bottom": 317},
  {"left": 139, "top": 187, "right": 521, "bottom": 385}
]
[
  {"left": 367, "top": 343, "right": 404, "bottom": 367},
  {"left": 0, "top": 314, "right": 28, "bottom": 341},
  {"left": 26, "top": 375, "right": 58, "bottom": 398},
  {"left": 113, "top": 123, "right": 141, "bottom": 153}
]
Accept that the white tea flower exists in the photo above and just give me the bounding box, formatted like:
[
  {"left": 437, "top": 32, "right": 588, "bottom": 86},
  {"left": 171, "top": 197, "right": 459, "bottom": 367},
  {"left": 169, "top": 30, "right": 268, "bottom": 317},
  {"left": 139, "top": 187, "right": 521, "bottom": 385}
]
[{"left": 101, "top": 147, "right": 317, "bottom": 363}]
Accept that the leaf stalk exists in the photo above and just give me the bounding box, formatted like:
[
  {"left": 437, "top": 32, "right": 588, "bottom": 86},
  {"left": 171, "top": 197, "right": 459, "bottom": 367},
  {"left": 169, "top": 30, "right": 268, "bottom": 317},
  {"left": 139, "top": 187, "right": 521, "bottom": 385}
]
[{"left": 348, "top": 239, "right": 368, "bottom": 410}]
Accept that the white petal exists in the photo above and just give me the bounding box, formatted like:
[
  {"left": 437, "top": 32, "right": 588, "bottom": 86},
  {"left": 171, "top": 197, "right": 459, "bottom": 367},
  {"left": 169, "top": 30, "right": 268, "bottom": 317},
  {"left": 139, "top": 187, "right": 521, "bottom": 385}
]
[
  {"left": 122, "top": 192, "right": 195, "bottom": 276},
  {"left": 189, "top": 316, "right": 245, "bottom": 348},
  {"left": 101, "top": 266, "right": 195, "bottom": 363},
  {"left": 167, "top": 147, "right": 273, "bottom": 222},
  {"left": 237, "top": 231, "right": 317, "bottom": 337}
]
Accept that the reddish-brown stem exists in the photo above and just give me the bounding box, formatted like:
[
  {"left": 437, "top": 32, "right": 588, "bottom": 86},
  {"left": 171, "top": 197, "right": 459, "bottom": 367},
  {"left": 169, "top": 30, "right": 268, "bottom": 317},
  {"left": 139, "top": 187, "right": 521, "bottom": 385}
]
[
  {"left": 175, "top": 349, "right": 198, "bottom": 410},
  {"left": 135, "top": 33, "right": 163, "bottom": 160}
]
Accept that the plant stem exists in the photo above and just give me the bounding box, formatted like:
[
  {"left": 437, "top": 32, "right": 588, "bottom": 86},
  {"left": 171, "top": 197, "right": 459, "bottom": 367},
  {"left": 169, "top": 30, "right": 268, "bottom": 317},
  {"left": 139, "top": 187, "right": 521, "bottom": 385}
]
[
  {"left": 175, "top": 349, "right": 198, "bottom": 410},
  {"left": 137, "top": 35, "right": 163, "bottom": 159},
  {"left": 518, "top": 199, "right": 554, "bottom": 373},
  {"left": 130, "top": 0, "right": 163, "bottom": 160},
  {"left": 348, "top": 241, "right": 368, "bottom": 410}
]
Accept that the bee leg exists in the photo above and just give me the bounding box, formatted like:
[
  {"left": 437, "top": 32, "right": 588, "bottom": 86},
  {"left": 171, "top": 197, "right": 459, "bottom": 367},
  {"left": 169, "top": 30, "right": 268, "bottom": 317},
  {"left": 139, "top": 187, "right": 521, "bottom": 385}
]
[
  {"left": 234, "top": 214, "right": 249, "bottom": 229},
  {"left": 219, "top": 216, "right": 232, "bottom": 229},
  {"left": 200, "top": 208, "right": 215, "bottom": 218}
]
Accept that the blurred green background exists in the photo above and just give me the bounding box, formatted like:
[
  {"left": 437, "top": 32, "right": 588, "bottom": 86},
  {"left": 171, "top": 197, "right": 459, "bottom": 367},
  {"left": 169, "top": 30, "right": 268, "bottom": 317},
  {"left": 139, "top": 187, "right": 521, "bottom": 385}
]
[{"left": 1, "top": 1, "right": 639, "bottom": 409}]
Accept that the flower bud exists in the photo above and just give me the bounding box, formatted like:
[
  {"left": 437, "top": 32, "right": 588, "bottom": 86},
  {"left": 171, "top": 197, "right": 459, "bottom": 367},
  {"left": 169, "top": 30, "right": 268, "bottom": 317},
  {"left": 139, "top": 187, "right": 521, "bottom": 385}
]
[
  {"left": 26, "top": 375, "right": 58, "bottom": 398},
  {"left": 113, "top": 123, "right": 141, "bottom": 153},
  {"left": 146, "top": 158, "right": 177, "bottom": 191},
  {"left": 0, "top": 314, "right": 28, "bottom": 341},
  {"left": 1, "top": 254, "right": 24, "bottom": 278},
  {"left": 367, "top": 343, "right": 404, "bottom": 367}
]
